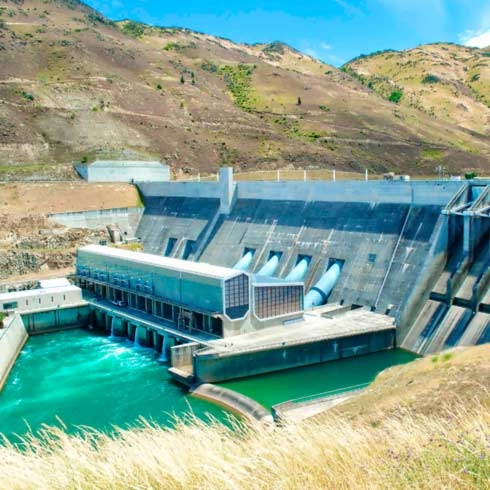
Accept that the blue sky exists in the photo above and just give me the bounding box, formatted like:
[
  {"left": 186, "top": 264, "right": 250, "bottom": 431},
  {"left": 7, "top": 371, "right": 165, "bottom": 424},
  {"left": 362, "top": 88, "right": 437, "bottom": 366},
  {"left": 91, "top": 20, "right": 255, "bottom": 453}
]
[{"left": 85, "top": 1, "right": 490, "bottom": 66}]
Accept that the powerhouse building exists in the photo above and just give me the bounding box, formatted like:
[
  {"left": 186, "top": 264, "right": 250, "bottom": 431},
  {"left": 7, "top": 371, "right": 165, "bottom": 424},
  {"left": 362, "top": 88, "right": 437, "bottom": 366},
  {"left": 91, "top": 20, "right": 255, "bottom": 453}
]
[{"left": 76, "top": 245, "right": 303, "bottom": 338}]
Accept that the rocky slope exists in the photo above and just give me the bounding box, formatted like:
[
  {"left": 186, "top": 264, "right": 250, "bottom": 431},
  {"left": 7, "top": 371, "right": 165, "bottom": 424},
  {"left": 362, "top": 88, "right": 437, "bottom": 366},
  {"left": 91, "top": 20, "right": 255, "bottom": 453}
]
[
  {"left": 0, "top": 182, "right": 140, "bottom": 280},
  {"left": 0, "top": 0, "right": 489, "bottom": 178}
]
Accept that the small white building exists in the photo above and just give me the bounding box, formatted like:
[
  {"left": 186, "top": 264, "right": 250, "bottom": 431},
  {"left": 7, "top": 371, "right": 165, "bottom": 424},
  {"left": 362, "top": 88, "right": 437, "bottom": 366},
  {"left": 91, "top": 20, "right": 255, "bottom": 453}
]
[{"left": 0, "top": 285, "right": 83, "bottom": 314}]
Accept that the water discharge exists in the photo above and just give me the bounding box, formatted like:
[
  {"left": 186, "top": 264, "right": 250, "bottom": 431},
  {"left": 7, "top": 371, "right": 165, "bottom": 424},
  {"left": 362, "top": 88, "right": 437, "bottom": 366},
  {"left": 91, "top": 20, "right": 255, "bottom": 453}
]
[
  {"left": 0, "top": 329, "right": 227, "bottom": 441},
  {"left": 0, "top": 329, "right": 417, "bottom": 441}
]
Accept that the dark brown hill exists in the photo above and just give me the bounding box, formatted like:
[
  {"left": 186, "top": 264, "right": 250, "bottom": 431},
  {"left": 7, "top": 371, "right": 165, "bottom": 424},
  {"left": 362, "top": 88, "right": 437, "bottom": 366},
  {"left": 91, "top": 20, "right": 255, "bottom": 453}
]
[{"left": 0, "top": 0, "right": 489, "bottom": 178}]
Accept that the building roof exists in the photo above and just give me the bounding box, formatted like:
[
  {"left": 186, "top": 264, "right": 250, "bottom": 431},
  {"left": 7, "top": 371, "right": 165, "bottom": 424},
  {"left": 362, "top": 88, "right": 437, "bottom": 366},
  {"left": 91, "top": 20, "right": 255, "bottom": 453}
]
[
  {"left": 0, "top": 285, "right": 80, "bottom": 301},
  {"left": 39, "top": 278, "right": 71, "bottom": 289},
  {"left": 78, "top": 245, "right": 244, "bottom": 281},
  {"left": 90, "top": 160, "right": 168, "bottom": 168},
  {"left": 252, "top": 274, "right": 303, "bottom": 287}
]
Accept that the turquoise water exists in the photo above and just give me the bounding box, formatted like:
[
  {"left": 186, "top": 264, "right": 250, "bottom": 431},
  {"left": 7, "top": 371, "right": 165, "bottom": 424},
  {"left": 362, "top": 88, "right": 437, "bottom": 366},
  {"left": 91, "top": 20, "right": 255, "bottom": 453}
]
[
  {"left": 0, "top": 329, "right": 417, "bottom": 441},
  {"left": 222, "top": 349, "right": 418, "bottom": 409},
  {"left": 0, "top": 329, "right": 228, "bottom": 441}
]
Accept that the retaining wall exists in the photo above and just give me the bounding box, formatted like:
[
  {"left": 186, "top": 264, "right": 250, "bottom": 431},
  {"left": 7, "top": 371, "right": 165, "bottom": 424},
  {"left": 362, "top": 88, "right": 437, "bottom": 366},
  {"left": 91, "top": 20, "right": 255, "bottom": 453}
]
[
  {"left": 191, "top": 383, "right": 272, "bottom": 423},
  {"left": 0, "top": 313, "right": 28, "bottom": 390},
  {"left": 49, "top": 207, "right": 144, "bottom": 237},
  {"left": 22, "top": 305, "right": 92, "bottom": 334},
  {"left": 193, "top": 329, "right": 395, "bottom": 383}
]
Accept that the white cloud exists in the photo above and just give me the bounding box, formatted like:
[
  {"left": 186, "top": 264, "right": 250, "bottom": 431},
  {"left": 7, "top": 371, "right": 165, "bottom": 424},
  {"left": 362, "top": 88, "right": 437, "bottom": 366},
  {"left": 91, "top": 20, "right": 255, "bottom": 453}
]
[
  {"left": 304, "top": 48, "right": 320, "bottom": 59},
  {"left": 463, "top": 30, "right": 490, "bottom": 48},
  {"left": 332, "top": 0, "right": 363, "bottom": 17},
  {"left": 320, "top": 42, "right": 332, "bottom": 51}
]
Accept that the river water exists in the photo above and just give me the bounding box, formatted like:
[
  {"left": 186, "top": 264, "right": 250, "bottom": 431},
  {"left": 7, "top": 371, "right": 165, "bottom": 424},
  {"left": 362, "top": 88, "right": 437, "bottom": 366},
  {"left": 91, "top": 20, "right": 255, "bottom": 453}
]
[{"left": 0, "top": 329, "right": 417, "bottom": 440}]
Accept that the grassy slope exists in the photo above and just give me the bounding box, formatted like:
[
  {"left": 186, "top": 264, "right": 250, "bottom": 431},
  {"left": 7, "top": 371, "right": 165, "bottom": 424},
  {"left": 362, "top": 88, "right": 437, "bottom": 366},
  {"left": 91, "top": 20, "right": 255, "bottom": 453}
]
[
  {"left": 0, "top": 2, "right": 489, "bottom": 177},
  {"left": 345, "top": 43, "right": 490, "bottom": 136},
  {"left": 0, "top": 345, "right": 488, "bottom": 489}
]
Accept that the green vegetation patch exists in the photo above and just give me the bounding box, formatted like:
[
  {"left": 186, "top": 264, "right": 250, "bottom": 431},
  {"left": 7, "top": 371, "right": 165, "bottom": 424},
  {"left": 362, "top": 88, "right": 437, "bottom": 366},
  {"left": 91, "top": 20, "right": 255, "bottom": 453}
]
[
  {"left": 163, "top": 41, "right": 196, "bottom": 51},
  {"left": 273, "top": 116, "right": 326, "bottom": 142},
  {"left": 422, "top": 148, "right": 444, "bottom": 160},
  {"left": 21, "top": 91, "right": 35, "bottom": 101},
  {"left": 219, "top": 64, "right": 257, "bottom": 112},
  {"left": 121, "top": 20, "right": 146, "bottom": 38},
  {"left": 388, "top": 89, "right": 403, "bottom": 104}
]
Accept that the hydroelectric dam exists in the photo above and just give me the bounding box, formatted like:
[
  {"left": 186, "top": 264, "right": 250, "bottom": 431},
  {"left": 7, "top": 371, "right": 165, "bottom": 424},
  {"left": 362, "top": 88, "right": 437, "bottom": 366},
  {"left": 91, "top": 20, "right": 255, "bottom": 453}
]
[{"left": 1, "top": 168, "right": 489, "bottom": 423}]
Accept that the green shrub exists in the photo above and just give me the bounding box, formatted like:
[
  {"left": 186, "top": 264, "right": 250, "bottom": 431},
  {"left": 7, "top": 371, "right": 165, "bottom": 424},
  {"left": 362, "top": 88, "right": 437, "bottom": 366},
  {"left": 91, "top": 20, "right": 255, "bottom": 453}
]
[
  {"left": 388, "top": 90, "right": 403, "bottom": 103},
  {"left": 422, "top": 74, "right": 441, "bottom": 84},
  {"left": 465, "top": 171, "right": 477, "bottom": 180},
  {"left": 22, "top": 91, "right": 34, "bottom": 101},
  {"left": 201, "top": 61, "right": 218, "bottom": 73},
  {"left": 121, "top": 20, "right": 145, "bottom": 38}
]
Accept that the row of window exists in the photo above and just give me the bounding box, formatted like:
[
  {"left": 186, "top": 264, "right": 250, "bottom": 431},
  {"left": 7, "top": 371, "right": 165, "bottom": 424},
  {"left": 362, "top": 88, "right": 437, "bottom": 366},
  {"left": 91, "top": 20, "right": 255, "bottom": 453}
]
[
  {"left": 254, "top": 285, "right": 302, "bottom": 320},
  {"left": 225, "top": 275, "right": 249, "bottom": 309}
]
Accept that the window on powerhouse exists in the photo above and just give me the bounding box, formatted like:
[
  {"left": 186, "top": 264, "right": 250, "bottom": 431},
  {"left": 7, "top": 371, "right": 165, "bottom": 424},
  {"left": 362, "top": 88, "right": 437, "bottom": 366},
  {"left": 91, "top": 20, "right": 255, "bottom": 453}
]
[
  {"left": 225, "top": 275, "right": 249, "bottom": 309},
  {"left": 254, "top": 285, "right": 302, "bottom": 319}
]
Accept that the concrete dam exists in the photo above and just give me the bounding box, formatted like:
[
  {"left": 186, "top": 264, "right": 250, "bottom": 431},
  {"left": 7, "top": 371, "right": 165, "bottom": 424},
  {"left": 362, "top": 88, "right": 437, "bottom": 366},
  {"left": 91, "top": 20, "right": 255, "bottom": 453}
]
[{"left": 40, "top": 168, "right": 488, "bottom": 388}]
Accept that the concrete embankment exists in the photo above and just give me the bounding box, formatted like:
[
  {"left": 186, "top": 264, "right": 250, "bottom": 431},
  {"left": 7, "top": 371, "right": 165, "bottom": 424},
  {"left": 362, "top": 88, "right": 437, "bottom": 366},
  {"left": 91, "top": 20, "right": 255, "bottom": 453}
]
[
  {"left": 191, "top": 383, "right": 273, "bottom": 425},
  {"left": 0, "top": 313, "right": 28, "bottom": 390}
]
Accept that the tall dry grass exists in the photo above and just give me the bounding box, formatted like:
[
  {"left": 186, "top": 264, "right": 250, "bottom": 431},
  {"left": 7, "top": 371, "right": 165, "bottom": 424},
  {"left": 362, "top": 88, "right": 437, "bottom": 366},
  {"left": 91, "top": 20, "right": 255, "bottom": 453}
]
[{"left": 0, "top": 402, "right": 488, "bottom": 490}]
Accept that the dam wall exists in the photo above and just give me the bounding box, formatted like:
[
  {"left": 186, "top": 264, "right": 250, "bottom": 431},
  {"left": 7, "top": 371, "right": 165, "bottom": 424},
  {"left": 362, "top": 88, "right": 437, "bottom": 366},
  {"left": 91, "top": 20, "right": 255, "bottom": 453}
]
[
  {"left": 135, "top": 173, "right": 489, "bottom": 353},
  {"left": 139, "top": 179, "right": 461, "bottom": 206},
  {"left": 136, "top": 196, "right": 220, "bottom": 256},
  {"left": 136, "top": 180, "right": 448, "bottom": 321}
]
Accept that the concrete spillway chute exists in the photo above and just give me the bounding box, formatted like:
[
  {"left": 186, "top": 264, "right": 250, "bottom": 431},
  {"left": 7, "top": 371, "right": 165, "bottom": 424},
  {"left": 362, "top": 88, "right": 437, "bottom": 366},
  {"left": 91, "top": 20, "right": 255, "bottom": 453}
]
[{"left": 304, "top": 261, "right": 343, "bottom": 309}]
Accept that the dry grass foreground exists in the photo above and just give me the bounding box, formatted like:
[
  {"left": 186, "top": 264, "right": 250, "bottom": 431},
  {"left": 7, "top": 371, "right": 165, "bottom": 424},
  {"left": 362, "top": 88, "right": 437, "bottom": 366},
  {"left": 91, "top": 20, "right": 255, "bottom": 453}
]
[{"left": 0, "top": 345, "right": 489, "bottom": 489}]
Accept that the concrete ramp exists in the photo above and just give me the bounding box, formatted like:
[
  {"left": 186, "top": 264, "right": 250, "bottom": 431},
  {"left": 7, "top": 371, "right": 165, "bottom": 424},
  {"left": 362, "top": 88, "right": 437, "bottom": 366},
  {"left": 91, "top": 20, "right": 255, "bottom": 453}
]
[
  {"left": 403, "top": 300, "right": 448, "bottom": 353},
  {"left": 191, "top": 383, "right": 272, "bottom": 425},
  {"left": 458, "top": 313, "right": 490, "bottom": 346},
  {"left": 481, "top": 288, "right": 490, "bottom": 313},
  {"left": 477, "top": 315, "right": 490, "bottom": 344},
  {"left": 424, "top": 305, "right": 472, "bottom": 354},
  {"left": 453, "top": 245, "right": 490, "bottom": 304}
]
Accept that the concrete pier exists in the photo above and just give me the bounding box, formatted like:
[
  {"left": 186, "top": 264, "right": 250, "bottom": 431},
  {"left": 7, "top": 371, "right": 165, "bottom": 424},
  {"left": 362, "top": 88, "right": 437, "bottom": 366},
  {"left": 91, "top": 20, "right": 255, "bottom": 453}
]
[{"left": 171, "top": 308, "right": 395, "bottom": 384}]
